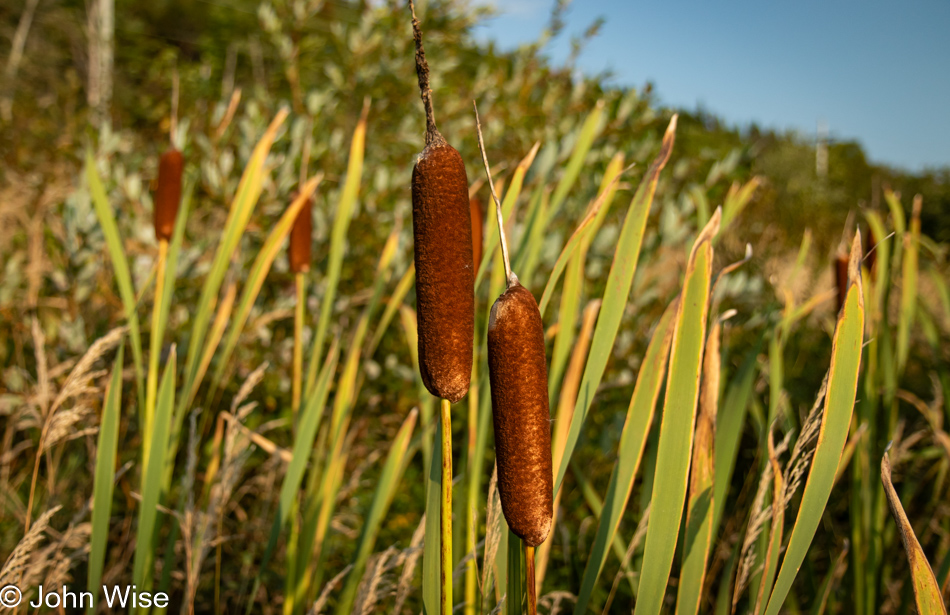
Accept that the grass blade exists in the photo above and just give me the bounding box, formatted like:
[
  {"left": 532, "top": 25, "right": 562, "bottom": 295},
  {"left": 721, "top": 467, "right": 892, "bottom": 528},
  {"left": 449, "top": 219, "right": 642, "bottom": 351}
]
[
  {"left": 554, "top": 115, "right": 678, "bottom": 496},
  {"left": 210, "top": 175, "right": 323, "bottom": 389},
  {"left": 336, "top": 408, "right": 419, "bottom": 614},
  {"left": 897, "top": 195, "right": 921, "bottom": 373},
  {"left": 87, "top": 344, "right": 124, "bottom": 613},
  {"left": 763, "top": 232, "right": 866, "bottom": 615},
  {"left": 633, "top": 207, "right": 719, "bottom": 615},
  {"left": 573, "top": 297, "right": 677, "bottom": 615},
  {"left": 132, "top": 345, "right": 177, "bottom": 592},
  {"left": 676, "top": 319, "right": 722, "bottom": 615},
  {"left": 86, "top": 149, "right": 145, "bottom": 415},
  {"left": 712, "top": 340, "right": 761, "bottom": 537},
  {"left": 180, "top": 108, "right": 289, "bottom": 412},
  {"left": 881, "top": 451, "right": 948, "bottom": 614},
  {"left": 305, "top": 102, "right": 369, "bottom": 396}
]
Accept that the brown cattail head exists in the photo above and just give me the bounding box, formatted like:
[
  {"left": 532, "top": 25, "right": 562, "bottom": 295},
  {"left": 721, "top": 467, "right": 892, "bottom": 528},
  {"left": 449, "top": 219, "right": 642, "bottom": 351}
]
[
  {"left": 487, "top": 280, "right": 553, "bottom": 547},
  {"left": 412, "top": 143, "right": 475, "bottom": 402},
  {"left": 154, "top": 148, "right": 183, "bottom": 242},
  {"left": 289, "top": 192, "right": 313, "bottom": 273},
  {"left": 864, "top": 223, "right": 878, "bottom": 274},
  {"left": 409, "top": 3, "right": 474, "bottom": 402},
  {"left": 835, "top": 252, "right": 849, "bottom": 312},
  {"left": 470, "top": 197, "right": 484, "bottom": 275}
]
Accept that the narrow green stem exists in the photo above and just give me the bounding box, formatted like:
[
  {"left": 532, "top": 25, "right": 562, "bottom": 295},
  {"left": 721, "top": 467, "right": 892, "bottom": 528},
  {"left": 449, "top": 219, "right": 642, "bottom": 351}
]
[
  {"left": 441, "top": 397, "right": 453, "bottom": 615},
  {"left": 144, "top": 239, "right": 168, "bottom": 469},
  {"left": 292, "top": 272, "right": 306, "bottom": 420},
  {"left": 464, "top": 371, "right": 478, "bottom": 615}
]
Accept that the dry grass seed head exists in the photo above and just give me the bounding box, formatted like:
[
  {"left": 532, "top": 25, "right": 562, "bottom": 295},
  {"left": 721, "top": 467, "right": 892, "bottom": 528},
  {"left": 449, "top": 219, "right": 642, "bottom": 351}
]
[{"left": 0, "top": 505, "right": 60, "bottom": 588}]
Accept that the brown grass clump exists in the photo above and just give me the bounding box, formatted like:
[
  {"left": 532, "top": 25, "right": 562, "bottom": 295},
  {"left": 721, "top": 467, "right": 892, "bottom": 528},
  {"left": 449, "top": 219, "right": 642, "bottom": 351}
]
[
  {"left": 153, "top": 148, "right": 183, "bottom": 241},
  {"left": 409, "top": 2, "right": 474, "bottom": 402},
  {"left": 487, "top": 281, "right": 553, "bottom": 547},
  {"left": 289, "top": 193, "right": 313, "bottom": 273}
]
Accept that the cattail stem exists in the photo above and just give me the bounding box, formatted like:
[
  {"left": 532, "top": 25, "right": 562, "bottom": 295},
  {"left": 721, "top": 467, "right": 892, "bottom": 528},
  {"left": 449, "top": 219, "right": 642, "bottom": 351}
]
[
  {"left": 144, "top": 238, "right": 168, "bottom": 468},
  {"left": 292, "top": 272, "right": 306, "bottom": 419},
  {"left": 525, "top": 545, "right": 537, "bottom": 615},
  {"left": 473, "top": 102, "right": 514, "bottom": 287},
  {"left": 440, "top": 397, "right": 453, "bottom": 615},
  {"left": 409, "top": 0, "right": 441, "bottom": 145}
]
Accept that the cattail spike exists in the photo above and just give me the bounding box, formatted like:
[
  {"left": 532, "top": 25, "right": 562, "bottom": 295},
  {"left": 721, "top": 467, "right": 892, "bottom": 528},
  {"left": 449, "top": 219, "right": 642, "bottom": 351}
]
[
  {"left": 487, "top": 281, "right": 553, "bottom": 547},
  {"left": 154, "top": 148, "right": 183, "bottom": 242},
  {"left": 289, "top": 192, "right": 313, "bottom": 274},
  {"left": 409, "top": 2, "right": 474, "bottom": 403}
]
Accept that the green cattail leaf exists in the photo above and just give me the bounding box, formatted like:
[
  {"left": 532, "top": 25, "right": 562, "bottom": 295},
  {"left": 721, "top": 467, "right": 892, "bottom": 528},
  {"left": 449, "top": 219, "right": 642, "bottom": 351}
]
[
  {"left": 809, "top": 542, "right": 849, "bottom": 615},
  {"left": 336, "top": 408, "right": 419, "bottom": 614},
  {"left": 210, "top": 175, "right": 322, "bottom": 390},
  {"left": 157, "top": 176, "right": 194, "bottom": 338},
  {"left": 720, "top": 176, "right": 761, "bottom": 231},
  {"left": 507, "top": 530, "right": 524, "bottom": 615},
  {"left": 711, "top": 340, "right": 761, "bottom": 538},
  {"left": 87, "top": 344, "right": 124, "bottom": 614},
  {"left": 881, "top": 452, "right": 948, "bottom": 615},
  {"left": 763, "top": 232, "right": 865, "bottom": 615},
  {"left": 367, "top": 263, "right": 415, "bottom": 358},
  {"left": 539, "top": 153, "right": 625, "bottom": 319},
  {"left": 180, "top": 108, "right": 289, "bottom": 413},
  {"left": 85, "top": 150, "right": 145, "bottom": 416},
  {"left": 864, "top": 210, "right": 890, "bottom": 316},
  {"left": 634, "top": 207, "right": 718, "bottom": 615},
  {"left": 305, "top": 105, "right": 369, "bottom": 397},
  {"left": 547, "top": 100, "right": 605, "bottom": 221},
  {"left": 573, "top": 297, "right": 677, "bottom": 615},
  {"left": 753, "top": 429, "right": 787, "bottom": 615},
  {"left": 884, "top": 189, "right": 906, "bottom": 278},
  {"left": 897, "top": 195, "right": 921, "bottom": 372},
  {"left": 133, "top": 345, "right": 176, "bottom": 592},
  {"left": 257, "top": 338, "right": 340, "bottom": 578},
  {"left": 676, "top": 319, "right": 723, "bottom": 615},
  {"left": 475, "top": 142, "right": 540, "bottom": 288},
  {"left": 554, "top": 115, "right": 678, "bottom": 496}
]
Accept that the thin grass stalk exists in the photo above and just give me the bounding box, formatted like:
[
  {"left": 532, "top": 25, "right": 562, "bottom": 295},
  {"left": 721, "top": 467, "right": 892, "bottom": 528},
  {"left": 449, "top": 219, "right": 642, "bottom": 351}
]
[{"left": 144, "top": 238, "right": 168, "bottom": 470}]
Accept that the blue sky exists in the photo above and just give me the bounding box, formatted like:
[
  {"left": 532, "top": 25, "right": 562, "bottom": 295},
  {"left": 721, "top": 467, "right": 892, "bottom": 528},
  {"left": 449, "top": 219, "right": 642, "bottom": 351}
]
[{"left": 471, "top": 0, "right": 949, "bottom": 172}]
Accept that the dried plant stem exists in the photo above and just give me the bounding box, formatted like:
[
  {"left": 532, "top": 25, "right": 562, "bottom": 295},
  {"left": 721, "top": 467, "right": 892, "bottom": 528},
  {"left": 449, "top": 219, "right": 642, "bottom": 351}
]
[
  {"left": 145, "top": 238, "right": 168, "bottom": 468},
  {"left": 525, "top": 545, "right": 537, "bottom": 615},
  {"left": 473, "top": 102, "right": 514, "bottom": 287},
  {"left": 440, "top": 397, "right": 453, "bottom": 615},
  {"left": 409, "top": 0, "right": 439, "bottom": 144},
  {"left": 292, "top": 272, "right": 306, "bottom": 418}
]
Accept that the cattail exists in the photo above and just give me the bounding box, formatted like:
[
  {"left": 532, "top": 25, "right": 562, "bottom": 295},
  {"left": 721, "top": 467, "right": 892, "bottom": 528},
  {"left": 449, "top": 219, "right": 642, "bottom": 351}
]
[
  {"left": 470, "top": 196, "right": 484, "bottom": 275},
  {"left": 410, "top": 3, "right": 474, "bottom": 403},
  {"left": 153, "top": 148, "right": 183, "bottom": 242},
  {"left": 835, "top": 252, "right": 849, "bottom": 312},
  {"left": 487, "top": 280, "right": 553, "bottom": 547},
  {"left": 864, "top": 223, "right": 878, "bottom": 274},
  {"left": 289, "top": 193, "right": 313, "bottom": 274}
]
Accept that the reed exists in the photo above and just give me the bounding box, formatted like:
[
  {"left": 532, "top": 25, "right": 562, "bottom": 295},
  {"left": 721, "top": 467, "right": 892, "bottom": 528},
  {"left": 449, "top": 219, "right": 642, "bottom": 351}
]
[{"left": 476, "top": 102, "right": 552, "bottom": 615}]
